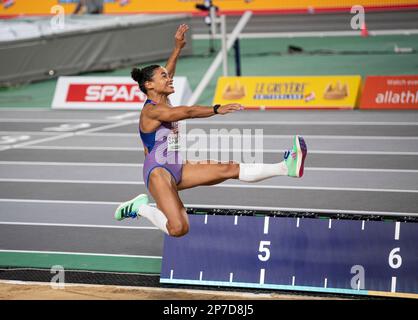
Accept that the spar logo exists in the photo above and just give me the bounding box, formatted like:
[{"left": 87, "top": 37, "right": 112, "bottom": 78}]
[{"left": 66, "top": 83, "right": 147, "bottom": 103}]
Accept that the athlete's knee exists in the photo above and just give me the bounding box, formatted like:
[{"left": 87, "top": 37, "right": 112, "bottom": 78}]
[
  {"left": 167, "top": 219, "right": 189, "bottom": 237},
  {"left": 167, "top": 222, "right": 189, "bottom": 237},
  {"left": 220, "top": 161, "right": 239, "bottom": 179}
]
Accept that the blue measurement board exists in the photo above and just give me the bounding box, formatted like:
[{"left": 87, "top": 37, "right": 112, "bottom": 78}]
[{"left": 160, "top": 214, "right": 418, "bottom": 298}]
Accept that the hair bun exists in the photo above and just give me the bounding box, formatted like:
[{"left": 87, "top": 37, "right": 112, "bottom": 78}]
[{"left": 131, "top": 68, "right": 143, "bottom": 82}]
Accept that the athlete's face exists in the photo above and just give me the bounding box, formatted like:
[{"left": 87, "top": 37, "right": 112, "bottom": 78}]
[{"left": 147, "top": 67, "right": 174, "bottom": 95}]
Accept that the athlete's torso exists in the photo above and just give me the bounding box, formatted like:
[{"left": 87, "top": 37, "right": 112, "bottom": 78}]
[{"left": 139, "top": 99, "right": 180, "bottom": 156}]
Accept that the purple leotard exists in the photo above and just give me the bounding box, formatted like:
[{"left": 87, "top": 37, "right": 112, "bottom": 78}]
[{"left": 140, "top": 99, "right": 183, "bottom": 189}]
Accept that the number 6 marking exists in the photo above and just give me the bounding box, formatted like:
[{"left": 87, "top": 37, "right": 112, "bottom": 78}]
[
  {"left": 388, "top": 247, "right": 402, "bottom": 269},
  {"left": 258, "top": 241, "right": 271, "bottom": 262}
]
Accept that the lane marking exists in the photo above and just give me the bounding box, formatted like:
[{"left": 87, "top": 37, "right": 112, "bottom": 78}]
[
  {"left": 43, "top": 123, "right": 91, "bottom": 132},
  {"left": 18, "top": 146, "right": 141, "bottom": 151},
  {"left": 106, "top": 112, "right": 138, "bottom": 120},
  {"left": 4, "top": 118, "right": 418, "bottom": 125},
  {"left": 3, "top": 131, "right": 418, "bottom": 141},
  {"left": 193, "top": 29, "right": 418, "bottom": 39},
  {"left": 2, "top": 178, "right": 417, "bottom": 194},
  {"left": 1, "top": 162, "right": 418, "bottom": 174},
  {"left": 0, "top": 120, "right": 136, "bottom": 152},
  {"left": 170, "top": 270, "right": 173, "bottom": 280},
  {"left": 7, "top": 145, "right": 418, "bottom": 156},
  {"left": 0, "top": 132, "right": 60, "bottom": 136},
  {"left": 296, "top": 218, "right": 300, "bottom": 228},
  {"left": 395, "top": 222, "right": 400, "bottom": 240},
  {"left": 307, "top": 168, "right": 418, "bottom": 174},
  {"left": 187, "top": 120, "right": 418, "bottom": 126},
  {"left": 230, "top": 273, "right": 233, "bottom": 283},
  {"left": 0, "top": 249, "right": 161, "bottom": 259},
  {"left": 328, "top": 219, "right": 332, "bottom": 229},
  {"left": 0, "top": 221, "right": 158, "bottom": 230},
  {"left": 0, "top": 161, "right": 140, "bottom": 167},
  {"left": 324, "top": 278, "right": 328, "bottom": 288},
  {"left": 0, "top": 119, "right": 121, "bottom": 123},
  {"left": 362, "top": 220, "right": 365, "bottom": 231},
  {"left": 204, "top": 214, "right": 208, "bottom": 224},
  {"left": 1, "top": 199, "right": 416, "bottom": 217},
  {"left": 391, "top": 277, "right": 397, "bottom": 293},
  {"left": 263, "top": 216, "right": 270, "bottom": 234},
  {"left": 260, "top": 269, "right": 265, "bottom": 285},
  {"left": 199, "top": 271, "right": 203, "bottom": 281},
  {"left": 292, "top": 276, "right": 295, "bottom": 286},
  {"left": 234, "top": 216, "right": 238, "bottom": 225}
]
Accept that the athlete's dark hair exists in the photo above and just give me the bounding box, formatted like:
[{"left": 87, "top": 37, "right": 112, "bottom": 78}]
[{"left": 131, "top": 65, "right": 160, "bottom": 94}]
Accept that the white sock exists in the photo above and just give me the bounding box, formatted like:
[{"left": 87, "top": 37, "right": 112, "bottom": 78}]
[
  {"left": 138, "top": 204, "right": 169, "bottom": 235},
  {"left": 239, "top": 162, "right": 288, "bottom": 182}
]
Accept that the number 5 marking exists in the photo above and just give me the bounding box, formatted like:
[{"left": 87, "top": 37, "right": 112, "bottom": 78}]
[{"left": 258, "top": 241, "right": 271, "bottom": 262}]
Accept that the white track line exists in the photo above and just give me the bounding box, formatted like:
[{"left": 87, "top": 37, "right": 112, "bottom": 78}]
[
  {"left": 18, "top": 146, "right": 141, "bottom": 151},
  {"left": 0, "top": 118, "right": 123, "bottom": 123},
  {"left": 0, "top": 249, "right": 161, "bottom": 259},
  {"left": 9, "top": 145, "right": 418, "bottom": 155},
  {"left": 1, "top": 161, "right": 417, "bottom": 173},
  {"left": 192, "top": 29, "right": 418, "bottom": 39},
  {"left": 0, "top": 161, "right": 141, "bottom": 167},
  {"left": 0, "top": 199, "right": 416, "bottom": 216},
  {"left": 188, "top": 120, "right": 418, "bottom": 126},
  {"left": 0, "top": 199, "right": 121, "bottom": 205},
  {"left": 4, "top": 132, "right": 418, "bottom": 140},
  {"left": 0, "top": 131, "right": 58, "bottom": 136},
  {"left": 1, "top": 178, "right": 417, "bottom": 193},
  {"left": 0, "top": 108, "right": 49, "bottom": 111},
  {"left": 2, "top": 118, "right": 418, "bottom": 126},
  {"left": 0, "top": 222, "right": 157, "bottom": 230},
  {"left": 0, "top": 120, "right": 136, "bottom": 152}
]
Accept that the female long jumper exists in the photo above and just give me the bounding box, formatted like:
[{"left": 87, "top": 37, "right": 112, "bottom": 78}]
[{"left": 114, "top": 24, "right": 307, "bottom": 237}]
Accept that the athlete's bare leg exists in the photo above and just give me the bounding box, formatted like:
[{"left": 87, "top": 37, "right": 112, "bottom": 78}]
[
  {"left": 148, "top": 167, "right": 189, "bottom": 237},
  {"left": 177, "top": 160, "right": 240, "bottom": 191}
]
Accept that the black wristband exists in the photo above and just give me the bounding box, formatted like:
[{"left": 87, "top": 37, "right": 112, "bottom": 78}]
[{"left": 213, "top": 104, "right": 221, "bottom": 114}]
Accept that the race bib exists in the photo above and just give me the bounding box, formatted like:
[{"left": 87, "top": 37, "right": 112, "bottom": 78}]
[{"left": 167, "top": 121, "right": 181, "bottom": 151}]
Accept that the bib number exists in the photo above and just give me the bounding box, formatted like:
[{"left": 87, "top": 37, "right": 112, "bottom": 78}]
[{"left": 167, "top": 122, "right": 181, "bottom": 151}]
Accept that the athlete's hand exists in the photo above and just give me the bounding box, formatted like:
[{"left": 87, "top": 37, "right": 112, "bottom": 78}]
[
  {"left": 217, "top": 103, "right": 244, "bottom": 115},
  {"left": 175, "top": 24, "right": 189, "bottom": 50}
]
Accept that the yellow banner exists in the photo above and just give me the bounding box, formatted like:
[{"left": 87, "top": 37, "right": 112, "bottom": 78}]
[
  {"left": 2, "top": 0, "right": 418, "bottom": 15},
  {"left": 213, "top": 76, "right": 362, "bottom": 109}
]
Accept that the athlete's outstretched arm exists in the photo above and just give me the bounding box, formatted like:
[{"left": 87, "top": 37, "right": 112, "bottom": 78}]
[
  {"left": 145, "top": 103, "right": 243, "bottom": 123},
  {"left": 165, "top": 24, "right": 189, "bottom": 79}
]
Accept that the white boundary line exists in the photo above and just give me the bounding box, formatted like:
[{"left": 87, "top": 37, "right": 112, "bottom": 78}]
[
  {"left": 0, "top": 249, "right": 161, "bottom": 259},
  {"left": 0, "top": 161, "right": 141, "bottom": 167},
  {"left": 1, "top": 161, "right": 417, "bottom": 173},
  {"left": 192, "top": 29, "right": 418, "bottom": 39},
  {"left": 0, "top": 131, "right": 59, "bottom": 136},
  {"left": 188, "top": 120, "right": 418, "bottom": 126},
  {"left": 0, "top": 120, "right": 136, "bottom": 152},
  {"left": 1, "top": 177, "right": 418, "bottom": 193},
  {"left": 0, "top": 118, "right": 123, "bottom": 123},
  {"left": 3, "top": 131, "right": 418, "bottom": 140},
  {"left": 17, "top": 146, "right": 141, "bottom": 151},
  {"left": 0, "top": 199, "right": 416, "bottom": 216},
  {"left": 0, "top": 198, "right": 121, "bottom": 205},
  {"left": 5, "top": 118, "right": 417, "bottom": 126},
  {"left": 0, "top": 108, "right": 49, "bottom": 111},
  {"left": 7, "top": 145, "right": 418, "bottom": 155},
  {"left": 0, "top": 221, "right": 158, "bottom": 230}
]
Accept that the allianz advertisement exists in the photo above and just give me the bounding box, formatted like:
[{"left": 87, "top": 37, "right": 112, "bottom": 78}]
[{"left": 213, "top": 76, "right": 362, "bottom": 109}]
